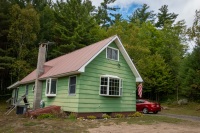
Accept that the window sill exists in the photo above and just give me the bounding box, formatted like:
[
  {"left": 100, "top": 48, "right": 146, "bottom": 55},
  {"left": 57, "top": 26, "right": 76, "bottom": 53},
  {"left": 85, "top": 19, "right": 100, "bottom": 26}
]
[
  {"left": 100, "top": 94, "right": 121, "bottom": 97},
  {"left": 46, "top": 94, "right": 56, "bottom": 97},
  {"left": 68, "top": 94, "right": 76, "bottom": 96},
  {"left": 107, "top": 58, "right": 119, "bottom": 62}
]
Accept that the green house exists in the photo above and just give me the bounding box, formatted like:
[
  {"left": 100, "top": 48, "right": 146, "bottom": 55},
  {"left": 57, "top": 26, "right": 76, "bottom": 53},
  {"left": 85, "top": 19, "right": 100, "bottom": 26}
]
[{"left": 8, "top": 35, "right": 143, "bottom": 116}]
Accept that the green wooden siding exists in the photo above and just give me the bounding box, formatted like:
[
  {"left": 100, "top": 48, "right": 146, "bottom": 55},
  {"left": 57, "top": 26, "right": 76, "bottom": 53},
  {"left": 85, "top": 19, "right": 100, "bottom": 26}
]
[
  {"left": 16, "top": 77, "right": 81, "bottom": 112},
  {"left": 78, "top": 42, "right": 136, "bottom": 113},
  {"left": 41, "top": 76, "right": 80, "bottom": 112},
  {"left": 15, "top": 42, "right": 136, "bottom": 113},
  {"left": 16, "top": 83, "right": 34, "bottom": 108},
  {"left": 28, "top": 84, "right": 35, "bottom": 108}
]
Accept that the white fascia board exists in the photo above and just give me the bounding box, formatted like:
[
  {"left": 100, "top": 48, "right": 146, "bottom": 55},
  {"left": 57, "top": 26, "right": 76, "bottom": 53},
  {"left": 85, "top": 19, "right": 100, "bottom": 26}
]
[
  {"left": 78, "top": 35, "right": 118, "bottom": 72},
  {"left": 38, "top": 71, "right": 81, "bottom": 80},
  {"left": 20, "top": 80, "right": 36, "bottom": 85},
  {"left": 114, "top": 37, "right": 143, "bottom": 82},
  {"left": 136, "top": 77, "right": 143, "bottom": 82},
  {"left": 78, "top": 35, "right": 143, "bottom": 82},
  {"left": 7, "top": 81, "right": 20, "bottom": 89}
]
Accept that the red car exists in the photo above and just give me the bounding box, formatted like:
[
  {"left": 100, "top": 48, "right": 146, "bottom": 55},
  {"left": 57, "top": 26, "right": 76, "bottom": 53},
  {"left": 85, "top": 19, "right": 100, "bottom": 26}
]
[{"left": 136, "top": 99, "right": 161, "bottom": 114}]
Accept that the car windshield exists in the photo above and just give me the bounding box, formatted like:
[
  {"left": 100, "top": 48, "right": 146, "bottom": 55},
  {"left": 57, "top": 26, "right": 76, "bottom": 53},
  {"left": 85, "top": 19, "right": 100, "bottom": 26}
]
[
  {"left": 145, "top": 99, "right": 154, "bottom": 102},
  {"left": 136, "top": 99, "right": 145, "bottom": 103},
  {"left": 137, "top": 99, "right": 156, "bottom": 103}
]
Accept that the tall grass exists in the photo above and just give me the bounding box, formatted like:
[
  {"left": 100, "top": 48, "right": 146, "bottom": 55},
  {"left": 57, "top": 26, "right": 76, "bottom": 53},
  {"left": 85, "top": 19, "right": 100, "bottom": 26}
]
[{"left": 162, "top": 102, "right": 200, "bottom": 116}]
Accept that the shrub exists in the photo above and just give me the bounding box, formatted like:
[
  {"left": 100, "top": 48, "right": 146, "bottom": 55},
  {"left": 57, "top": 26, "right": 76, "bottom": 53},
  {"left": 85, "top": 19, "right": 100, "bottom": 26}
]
[
  {"left": 178, "top": 99, "right": 188, "bottom": 105},
  {"left": 68, "top": 113, "right": 77, "bottom": 120},
  {"left": 114, "top": 113, "right": 125, "bottom": 118},
  {"left": 51, "top": 109, "right": 67, "bottom": 118},
  {"left": 87, "top": 115, "right": 96, "bottom": 120},
  {"left": 102, "top": 114, "right": 111, "bottom": 119},
  {"left": 37, "top": 113, "right": 55, "bottom": 119},
  {"left": 128, "top": 112, "right": 143, "bottom": 117}
]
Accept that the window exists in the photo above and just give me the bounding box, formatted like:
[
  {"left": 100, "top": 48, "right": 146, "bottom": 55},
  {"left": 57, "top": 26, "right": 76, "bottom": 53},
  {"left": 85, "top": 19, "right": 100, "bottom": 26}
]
[
  {"left": 32, "top": 85, "right": 35, "bottom": 92},
  {"left": 107, "top": 47, "right": 119, "bottom": 61},
  {"left": 25, "top": 85, "right": 28, "bottom": 95},
  {"left": 69, "top": 76, "right": 76, "bottom": 95},
  {"left": 46, "top": 78, "right": 57, "bottom": 97},
  {"left": 14, "top": 88, "right": 19, "bottom": 104},
  {"left": 100, "top": 75, "right": 122, "bottom": 96}
]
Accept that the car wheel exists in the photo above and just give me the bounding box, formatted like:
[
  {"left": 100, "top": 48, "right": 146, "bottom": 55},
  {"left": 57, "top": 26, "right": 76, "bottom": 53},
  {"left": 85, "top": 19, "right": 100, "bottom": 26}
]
[
  {"left": 142, "top": 108, "right": 148, "bottom": 114},
  {"left": 153, "top": 111, "right": 158, "bottom": 114}
]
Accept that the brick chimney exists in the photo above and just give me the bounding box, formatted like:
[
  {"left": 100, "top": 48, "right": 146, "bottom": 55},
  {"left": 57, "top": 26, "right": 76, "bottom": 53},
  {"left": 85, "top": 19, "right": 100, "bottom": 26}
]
[{"left": 33, "top": 44, "right": 46, "bottom": 110}]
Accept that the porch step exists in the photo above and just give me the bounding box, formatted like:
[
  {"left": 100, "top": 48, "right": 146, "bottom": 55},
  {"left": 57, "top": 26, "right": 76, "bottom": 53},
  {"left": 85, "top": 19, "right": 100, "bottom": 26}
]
[
  {"left": 5, "top": 94, "right": 29, "bottom": 115},
  {"left": 5, "top": 105, "right": 16, "bottom": 115}
]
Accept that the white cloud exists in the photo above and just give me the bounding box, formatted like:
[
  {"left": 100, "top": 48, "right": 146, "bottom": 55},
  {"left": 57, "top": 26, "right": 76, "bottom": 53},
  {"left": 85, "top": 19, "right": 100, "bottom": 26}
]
[{"left": 91, "top": 0, "right": 200, "bottom": 28}]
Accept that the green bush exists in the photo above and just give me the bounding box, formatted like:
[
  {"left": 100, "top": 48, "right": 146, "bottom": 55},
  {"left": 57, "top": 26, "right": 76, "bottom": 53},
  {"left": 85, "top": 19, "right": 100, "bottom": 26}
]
[
  {"left": 68, "top": 113, "right": 77, "bottom": 120},
  {"left": 102, "top": 114, "right": 111, "bottom": 119},
  {"left": 128, "top": 112, "right": 143, "bottom": 117},
  {"left": 37, "top": 113, "right": 55, "bottom": 119},
  {"left": 87, "top": 115, "right": 96, "bottom": 120},
  {"left": 114, "top": 113, "right": 125, "bottom": 118},
  {"left": 51, "top": 109, "right": 67, "bottom": 118}
]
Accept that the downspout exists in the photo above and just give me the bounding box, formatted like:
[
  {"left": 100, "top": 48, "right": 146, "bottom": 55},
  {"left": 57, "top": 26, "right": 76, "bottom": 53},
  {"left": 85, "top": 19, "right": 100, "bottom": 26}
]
[{"left": 33, "top": 44, "right": 46, "bottom": 110}]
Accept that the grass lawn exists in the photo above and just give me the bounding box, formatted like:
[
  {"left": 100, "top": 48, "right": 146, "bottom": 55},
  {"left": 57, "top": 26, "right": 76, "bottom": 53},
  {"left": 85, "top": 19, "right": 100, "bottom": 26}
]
[{"left": 161, "top": 102, "right": 200, "bottom": 117}]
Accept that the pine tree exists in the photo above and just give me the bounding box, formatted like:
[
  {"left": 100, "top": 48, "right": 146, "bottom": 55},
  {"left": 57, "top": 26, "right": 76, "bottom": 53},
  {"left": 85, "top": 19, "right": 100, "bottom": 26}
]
[
  {"left": 0, "top": 0, "right": 15, "bottom": 95},
  {"left": 155, "top": 5, "right": 178, "bottom": 28},
  {"left": 178, "top": 46, "right": 200, "bottom": 101},
  {"left": 94, "top": 0, "right": 119, "bottom": 28},
  {"left": 51, "top": 0, "right": 101, "bottom": 57},
  {"left": 188, "top": 10, "right": 200, "bottom": 46},
  {"left": 8, "top": 4, "right": 40, "bottom": 80},
  {"left": 128, "top": 4, "right": 155, "bottom": 25}
]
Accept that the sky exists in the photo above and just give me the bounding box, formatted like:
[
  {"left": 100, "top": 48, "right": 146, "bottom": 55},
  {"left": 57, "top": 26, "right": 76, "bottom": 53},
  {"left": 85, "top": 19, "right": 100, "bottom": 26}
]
[{"left": 91, "top": 0, "right": 200, "bottom": 28}]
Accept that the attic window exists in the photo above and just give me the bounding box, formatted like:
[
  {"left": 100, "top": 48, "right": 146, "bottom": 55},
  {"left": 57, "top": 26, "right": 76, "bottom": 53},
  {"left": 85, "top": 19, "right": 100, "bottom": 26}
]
[
  {"left": 107, "top": 47, "right": 119, "bottom": 61},
  {"left": 46, "top": 78, "right": 57, "bottom": 97},
  {"left": 100, "top": 75, "right": 122, "bottom": 96}
]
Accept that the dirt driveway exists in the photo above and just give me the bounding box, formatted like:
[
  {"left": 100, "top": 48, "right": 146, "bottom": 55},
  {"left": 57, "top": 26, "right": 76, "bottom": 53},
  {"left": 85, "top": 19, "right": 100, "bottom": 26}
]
[
  {"left": 88, "top": 114, "right": 200, "bottom": 133},
  {"left": 88, "top": 122, "right": 200, "bottom": 133}
]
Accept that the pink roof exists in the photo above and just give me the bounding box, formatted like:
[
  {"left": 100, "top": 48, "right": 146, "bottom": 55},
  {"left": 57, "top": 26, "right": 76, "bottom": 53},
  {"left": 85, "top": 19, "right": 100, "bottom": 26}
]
[
  {"left": 20, "top": 35, "right": 117, "bottom": 84},
  {"left": 17, "top": 35, "right": 143, "bottom": 86}
]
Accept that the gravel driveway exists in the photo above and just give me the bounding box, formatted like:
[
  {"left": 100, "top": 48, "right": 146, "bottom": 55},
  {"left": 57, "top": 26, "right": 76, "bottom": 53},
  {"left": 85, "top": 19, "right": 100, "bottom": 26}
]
[{"left": 155, "top": 113, "right": 200, "bottom": 122}]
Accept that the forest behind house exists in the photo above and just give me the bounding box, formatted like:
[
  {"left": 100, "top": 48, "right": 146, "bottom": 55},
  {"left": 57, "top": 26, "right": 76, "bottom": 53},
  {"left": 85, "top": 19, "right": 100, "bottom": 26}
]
[{"left": 0, "top": 0, "right": 200, "bottom": 102}]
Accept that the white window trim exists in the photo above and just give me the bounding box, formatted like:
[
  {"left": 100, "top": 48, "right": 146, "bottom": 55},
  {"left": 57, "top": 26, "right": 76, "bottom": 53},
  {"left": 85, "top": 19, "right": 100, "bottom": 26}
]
[
  {"left": 99, "top": 75, "right": 122, "bottom": 97},
  {"left": 45, "top": 78, "right": 57, "bottom": 97},
  {"left": 32, "top": 85, "right": 35, "bottom": 92},
  {"left": 68, "top": 75, "right": 77, "bottom": 96},
  {"left": 14, "top": 87, "right": 19, "bottom": 104},
  {"left": 106, "top": 47, "right": 119, "bottom": 61}
]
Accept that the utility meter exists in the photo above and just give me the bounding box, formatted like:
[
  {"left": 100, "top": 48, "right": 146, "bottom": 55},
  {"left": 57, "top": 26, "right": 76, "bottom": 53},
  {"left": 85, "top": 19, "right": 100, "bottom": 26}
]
[{"left": 40, "top": 100, "right": 45, "bottom": 108}]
